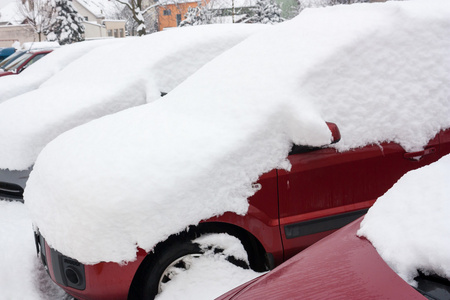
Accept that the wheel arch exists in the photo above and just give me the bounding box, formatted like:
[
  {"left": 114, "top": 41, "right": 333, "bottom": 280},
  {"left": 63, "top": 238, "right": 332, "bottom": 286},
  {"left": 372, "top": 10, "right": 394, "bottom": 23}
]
[{"left": 128, "top": 221, "right": 270, "bottom": 299}]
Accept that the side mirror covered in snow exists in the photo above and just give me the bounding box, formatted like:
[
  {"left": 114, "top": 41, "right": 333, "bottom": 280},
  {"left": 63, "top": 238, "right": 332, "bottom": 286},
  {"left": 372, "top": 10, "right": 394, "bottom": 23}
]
[
  {"left": 289, "top": 122, "right": 340, "bottom": 155},
  {"left": 326, "top": 122, "right": 341, "bottom": 144}
]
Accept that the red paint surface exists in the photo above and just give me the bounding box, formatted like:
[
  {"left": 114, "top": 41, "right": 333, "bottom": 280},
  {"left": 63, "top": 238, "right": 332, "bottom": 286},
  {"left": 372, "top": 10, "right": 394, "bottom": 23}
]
[{"left": 216, "top": 218, "right": 426, "bottom": 300}]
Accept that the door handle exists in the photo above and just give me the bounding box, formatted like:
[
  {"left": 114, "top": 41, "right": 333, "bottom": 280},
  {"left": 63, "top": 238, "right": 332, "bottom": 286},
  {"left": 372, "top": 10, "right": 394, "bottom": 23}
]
[{"left": 404, "top": 147, "right": 436, "bottom": 160}]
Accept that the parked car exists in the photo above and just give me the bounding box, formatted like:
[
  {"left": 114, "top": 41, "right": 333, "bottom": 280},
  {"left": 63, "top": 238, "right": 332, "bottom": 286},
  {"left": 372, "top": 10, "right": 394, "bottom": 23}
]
[
  {"left": 0, "top": 49, "right": 52, "bottom": 77},
  {"left": 26, "top": 1, "right": 450, "bottom": 300},
  {"left": 0, "top": 24, "right": 268, "bottom": 202},
  {"left": 217, "top": 154, "right": 450, "bottom": 299},
  {"left": 0, "top": 39, "right": 122, "bottom": 104},
  {"left": 216, "top": 217, "right": 450, "bottom": 300},
  {"left": 0, "top": 47, "right": 15, "bottom": 62},
  {"left": 0, "top": 50, "right": 26, "bottom": 70}
]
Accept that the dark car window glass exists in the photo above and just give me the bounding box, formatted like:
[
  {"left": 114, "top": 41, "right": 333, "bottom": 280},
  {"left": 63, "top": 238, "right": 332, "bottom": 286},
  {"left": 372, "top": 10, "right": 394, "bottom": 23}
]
[
  {"left": 414, "top": 272, "right": 450, "bottom": 300},
  {"left": 0, "top": 51, "right": 25, "bottom": 69},
  {"left": 289, "top": 144, "right": 322, "bottom": 155},
  {"left": 3, "top": 53, "right": 33, "bottom": 72}
]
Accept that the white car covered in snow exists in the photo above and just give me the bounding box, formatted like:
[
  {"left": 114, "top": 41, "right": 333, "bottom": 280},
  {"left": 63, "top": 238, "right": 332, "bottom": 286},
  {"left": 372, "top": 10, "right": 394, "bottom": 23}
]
[
  {"left": 0, "top": 24, "right": 267, "bottom": 202},
  {"left": 26, "top": 1, "right": 450, "bottom": 299}
]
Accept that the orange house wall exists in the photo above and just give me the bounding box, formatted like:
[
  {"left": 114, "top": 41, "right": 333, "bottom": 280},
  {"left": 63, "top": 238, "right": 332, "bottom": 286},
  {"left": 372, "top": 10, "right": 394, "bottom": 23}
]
[{"left": 158, "top": 0, "right": 209, "bottom": 31}]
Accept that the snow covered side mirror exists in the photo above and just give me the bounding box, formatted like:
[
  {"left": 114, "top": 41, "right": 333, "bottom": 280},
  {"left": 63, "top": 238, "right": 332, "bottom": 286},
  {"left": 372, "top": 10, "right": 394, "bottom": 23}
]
[
  {"left": 326, "top": 122, "right": 341, "bottom": 144},
  {"left": 289, "top": 122, "right": 341, "bottom": 155}
]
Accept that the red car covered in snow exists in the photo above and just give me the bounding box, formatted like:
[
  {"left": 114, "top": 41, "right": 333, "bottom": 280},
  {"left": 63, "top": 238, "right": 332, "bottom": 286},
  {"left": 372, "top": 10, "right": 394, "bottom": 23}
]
[
  {"left": 34, "top": 126, "right": 450, "bottom": 300},
  {"left": 0, "top": 50, "right": 52, "bottom": 77},
  {"left": 216, "top": 217, "right": 450, "bottom": 300}
]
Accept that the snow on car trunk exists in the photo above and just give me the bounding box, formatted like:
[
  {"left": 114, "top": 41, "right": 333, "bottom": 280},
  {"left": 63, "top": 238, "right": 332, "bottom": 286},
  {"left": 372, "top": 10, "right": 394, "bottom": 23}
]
[
  {"left": 26, "top": 0, "right": 450, "bottom": 264},
  {"left": 0, "top": 24, "right": 267, "bottom": 171},
  {"left": 358, "top": 154, "right": 450, "bottom": 286}
]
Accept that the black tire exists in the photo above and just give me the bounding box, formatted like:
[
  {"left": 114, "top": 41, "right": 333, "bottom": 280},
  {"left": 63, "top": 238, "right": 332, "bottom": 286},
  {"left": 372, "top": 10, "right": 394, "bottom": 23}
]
[
  {"left": 131, "top": 237, "right": 203, "bottom": 300},
  {"left": 129, "top": 233, "right": 251, "bottom": 300}
]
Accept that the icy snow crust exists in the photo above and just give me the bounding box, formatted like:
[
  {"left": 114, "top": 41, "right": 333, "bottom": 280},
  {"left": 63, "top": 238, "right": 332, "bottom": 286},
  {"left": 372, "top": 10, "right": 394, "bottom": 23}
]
[
  {"left": 26, "top": 0, "right": 450, "bottom": 265},
  {"left": 0, "top": 39, "right": 120, "bottom": 103},
  {"left": 0, "top": 24, "right": 266, "bottom": 170},
  {"left": 358, "top": 154, "right": 450, "bottom": 286}
]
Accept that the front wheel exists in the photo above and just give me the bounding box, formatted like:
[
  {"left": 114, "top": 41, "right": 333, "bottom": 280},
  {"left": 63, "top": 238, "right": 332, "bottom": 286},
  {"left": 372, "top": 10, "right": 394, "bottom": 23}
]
[{"left": 131, "top": 233, "right": 250, "bottom": 299}]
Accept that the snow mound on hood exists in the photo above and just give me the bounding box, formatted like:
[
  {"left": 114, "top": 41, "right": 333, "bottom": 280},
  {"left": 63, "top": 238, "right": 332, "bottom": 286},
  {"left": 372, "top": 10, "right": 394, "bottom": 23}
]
[
  {"left": 0, "top": 24, "right": 266, "bottom": 171},
  {"left": 358, "top": 154, "right": 450, "bottom": 286},
  {"left": 26, "top": 0, "right": 450, "bottom": 264},
  {"left": 0, "top": 39, "right": 122, "bottom": 103}
]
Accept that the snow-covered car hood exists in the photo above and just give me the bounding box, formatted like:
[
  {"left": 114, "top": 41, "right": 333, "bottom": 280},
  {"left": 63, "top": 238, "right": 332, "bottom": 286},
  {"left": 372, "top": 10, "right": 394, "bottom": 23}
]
[
  {"left": 0, "top": 24, "right": 267, "bottom": 171},
  {"left": 358, "top": 154, "right": 450, "bottom": 287},
  {"left": 26, "top": 0, "right": 450, "bottom": 264}
]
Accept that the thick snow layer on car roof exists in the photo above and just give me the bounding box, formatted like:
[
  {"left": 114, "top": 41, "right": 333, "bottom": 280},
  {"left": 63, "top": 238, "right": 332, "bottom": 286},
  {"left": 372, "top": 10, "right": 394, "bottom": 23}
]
[
  {"left": 21, "top": 41, "right": 60, "bottom": 51},
  {"left": 358, "top": 154, "right": 450, "bottom": 286},
  {"left": 26, "top": 0, "right": 450, "bottom": 264},
  {"left": 0, "top": 24, "right": 266, "bottom": 170},
  {"left": 0, "top": 39, "right": 122, "bottom": 103}
]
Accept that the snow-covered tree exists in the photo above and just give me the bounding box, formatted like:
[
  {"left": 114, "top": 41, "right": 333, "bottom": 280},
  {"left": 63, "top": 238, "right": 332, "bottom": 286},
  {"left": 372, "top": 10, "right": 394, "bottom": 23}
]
[
  {"left": 250, "top": 0, "right": 283, "bottom": 24},
  {"left": 45, "top": 0, "right": 84, "bottom": 45},
  {"left": 116, "top": 0, "right": 163, "bottom": 36},
  {"left": 16, "top": 0, "right": 53, "bottom": 41},
  {"left": 297, "top": 0, "right": 370, "bottom": 13},
  {"left": 179, "top": 5, "right": 214, "bottom": 27},
  {"left": 116, "top": 4, "right": 158, "bottom": 36}
]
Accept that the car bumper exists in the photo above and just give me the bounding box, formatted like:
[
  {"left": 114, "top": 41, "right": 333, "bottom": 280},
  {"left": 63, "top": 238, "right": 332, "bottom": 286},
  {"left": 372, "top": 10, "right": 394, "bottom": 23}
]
[{"left": 34, "top": 231, "right": 146, "bottom": 300}]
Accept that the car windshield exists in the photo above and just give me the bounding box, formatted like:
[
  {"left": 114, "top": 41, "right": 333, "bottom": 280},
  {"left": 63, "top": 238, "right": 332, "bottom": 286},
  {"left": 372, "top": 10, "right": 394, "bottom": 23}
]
[
  {"left": 0, "top": 51, "right": 25, "bottom": 69},
  {"left": 3, "top": 53, "right": 33, "bottom": 72}
]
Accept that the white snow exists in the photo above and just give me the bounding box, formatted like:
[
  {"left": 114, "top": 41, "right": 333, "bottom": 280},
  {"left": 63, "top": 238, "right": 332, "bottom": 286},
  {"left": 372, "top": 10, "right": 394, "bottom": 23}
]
[
  {"left": 0, "top": 2, "right": 23, "bottom": 24},
  {"left": 21, "top": 41, "right": 61, "bottom": 51},
  {"left": 157, "top": 233, "right": 261, "bottom": 299},
  {"left": 25, "top": 0, "right": 450, "bottom": 269},
  {"left": 0, "top": 24, "right": 266, "bottom": 170},
  {"left": 156, "top": 257, "right": 260, "bottom": 300},
  {"left": 0, "top": 39, "right": 120, "bottom": 103},
  {"left": 358, "top": 154, "right": 450, "bottom": 286},
  {"left": 0, "top": 201, "right": 68, "bottom": 300},
  {"left": 0, "top": 202, "right": 261, "bottom": 299},
  {"left": 76, "top": 0, "right": 123, "bottom": 19}
]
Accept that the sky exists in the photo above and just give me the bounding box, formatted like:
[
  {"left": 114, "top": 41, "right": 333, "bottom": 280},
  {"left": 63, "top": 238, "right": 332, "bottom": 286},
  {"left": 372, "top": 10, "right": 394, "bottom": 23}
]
[{"left": 0, "top": 0, "right": 13, "bottom": 9}]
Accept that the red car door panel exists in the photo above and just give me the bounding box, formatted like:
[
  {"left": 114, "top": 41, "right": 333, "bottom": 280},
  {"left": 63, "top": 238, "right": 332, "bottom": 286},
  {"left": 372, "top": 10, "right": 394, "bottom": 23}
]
[{"left": 278, "top": 134, "right": 441, "bottom": 260}]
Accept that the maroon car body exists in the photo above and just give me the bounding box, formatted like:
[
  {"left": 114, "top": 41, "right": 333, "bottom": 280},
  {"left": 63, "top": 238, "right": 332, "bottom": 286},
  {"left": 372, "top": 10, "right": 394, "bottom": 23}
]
[
  {"left": 35, "top": 127, "right": 450, "bottom": 300},
  {"left": 215, "top": 218, "right": 427, "bottom": 300},
  {"left": 0, "top": 50, "right": 51, "bottom": 77}
]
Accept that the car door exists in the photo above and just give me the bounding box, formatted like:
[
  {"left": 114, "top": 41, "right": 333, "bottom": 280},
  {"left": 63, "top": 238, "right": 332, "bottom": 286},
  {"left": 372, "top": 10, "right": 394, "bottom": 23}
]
[{"left": 278, "top": 132, "right": 441, "bottom": 260}]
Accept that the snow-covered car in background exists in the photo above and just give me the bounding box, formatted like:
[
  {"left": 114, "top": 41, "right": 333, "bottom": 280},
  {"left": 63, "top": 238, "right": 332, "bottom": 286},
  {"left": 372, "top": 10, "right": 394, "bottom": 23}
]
[
  {"left": 0, "top": 42, "right": 60, "bottom": 78},
  {"left": 0, "top": 49, "right": 53, "bottom": 77},
  {"left": 0, "top": 47, "right": 15, "bottom": 62},
  {"left": 217, "top": 154, "right": 450, "bottom": 300},
  {"left": 0, "top": 39, "right": 122, "bottom": 103},
  {"left": 0, "top": 24, "right": 267, "bottom": 202},
  {"left": 26, "top": 1, "right": 450, "bottom": 299},
  {"left": 0, "top": 50, "right": 26, "bottom": 70}
]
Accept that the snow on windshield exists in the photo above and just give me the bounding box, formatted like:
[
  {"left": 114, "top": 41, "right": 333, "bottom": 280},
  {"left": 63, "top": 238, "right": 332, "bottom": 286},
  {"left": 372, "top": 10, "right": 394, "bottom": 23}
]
[
  {"left": 0, "top": 39, "right": 124, "bottom": 103},
  {"left": 0, "top": 24, "right": 266, "bottom": 171},
  {"left": 25, "top": 0, "right": 450, "bottom": 265},
  {"left": 358, "top": 154, "right": 450, "bottom": 286}
]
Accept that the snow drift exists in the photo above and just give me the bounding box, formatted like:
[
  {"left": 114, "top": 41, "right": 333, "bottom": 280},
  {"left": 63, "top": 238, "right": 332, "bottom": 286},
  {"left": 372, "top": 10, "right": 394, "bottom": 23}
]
[{"left": 26, "top": 0, "right": 450, "bottom": 266}]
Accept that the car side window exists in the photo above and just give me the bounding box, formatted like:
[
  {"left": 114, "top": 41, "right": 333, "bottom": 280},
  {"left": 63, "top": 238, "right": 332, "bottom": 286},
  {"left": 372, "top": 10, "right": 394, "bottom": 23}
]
[{"left": 289, "top": 144, "right": 322, "bottom": 155}]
